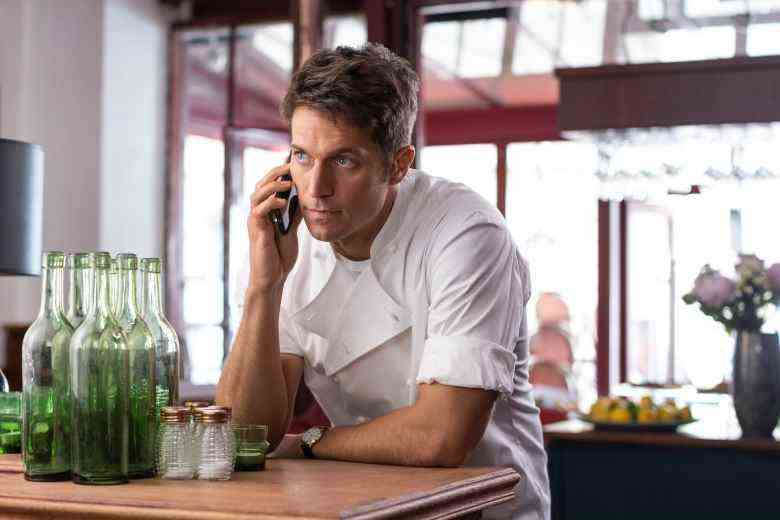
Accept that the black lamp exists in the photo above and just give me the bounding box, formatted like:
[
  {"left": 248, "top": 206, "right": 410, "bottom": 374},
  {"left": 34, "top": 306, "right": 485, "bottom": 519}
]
[{"left": 0, "top": 138, "right": 43, "bottom": 276}]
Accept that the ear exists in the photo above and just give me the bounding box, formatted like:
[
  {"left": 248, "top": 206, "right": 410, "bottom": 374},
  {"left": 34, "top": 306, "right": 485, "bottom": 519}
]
[{"left": 388, "top": 145, "right": 415, "bottom": 185}]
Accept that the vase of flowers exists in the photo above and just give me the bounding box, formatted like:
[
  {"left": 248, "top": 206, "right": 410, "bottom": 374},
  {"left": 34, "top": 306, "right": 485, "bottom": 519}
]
[{"left": 683, "top": 254, "right": 780, "bottom": 438}]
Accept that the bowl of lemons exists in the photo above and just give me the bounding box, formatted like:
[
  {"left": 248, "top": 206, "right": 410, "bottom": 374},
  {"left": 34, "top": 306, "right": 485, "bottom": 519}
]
[{"left": 581, "top": 395, "right": 695, "bottom": 432}]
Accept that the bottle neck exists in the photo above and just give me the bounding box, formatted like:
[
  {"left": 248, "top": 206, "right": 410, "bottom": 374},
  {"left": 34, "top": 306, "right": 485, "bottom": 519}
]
[
  {"left": 142, "top": 270, "right": 164, "bottom": 318},
  {"left": 38, "top": 266, "right": 66, "bottom": 319},
  {"left": 68, "top": 267, "right": 91, "bottom": 318},
  {"left": 118, "top": 268, "right": 140, "bottom": 319},
  {"left": 94, "top": 267, "right": 113, "bottom": 319}
]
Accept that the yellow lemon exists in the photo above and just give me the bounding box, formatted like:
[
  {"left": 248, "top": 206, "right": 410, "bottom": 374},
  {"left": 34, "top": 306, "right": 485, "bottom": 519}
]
[
  {"left": 608, "top": 406, "right": 632, "bottom": 423},
  {"left": 658, "top": 404, "right": 678, "bottom": 423},
  {"left": 639, "top": 396, "right": 654, "bottom": 409},
  {"left": 678, "top": 406, "right": 693, "bottom": 422},
  {"left": 637, "top": 407, "right": 658, "bottom": 423}
]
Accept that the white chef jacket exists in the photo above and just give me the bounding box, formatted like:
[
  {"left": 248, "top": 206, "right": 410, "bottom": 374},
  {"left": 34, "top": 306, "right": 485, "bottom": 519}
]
[{"left": 279, "top": 169, "right": 550, "bottom": 520}]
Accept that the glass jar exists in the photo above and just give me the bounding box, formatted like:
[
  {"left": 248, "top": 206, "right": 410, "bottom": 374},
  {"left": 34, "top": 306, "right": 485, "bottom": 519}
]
[
  {"left": 196, "top": 407, "right": 234, "bottom": 481},
  {"left": 156, "top": 407, "right": 194, "bottom": 480}
]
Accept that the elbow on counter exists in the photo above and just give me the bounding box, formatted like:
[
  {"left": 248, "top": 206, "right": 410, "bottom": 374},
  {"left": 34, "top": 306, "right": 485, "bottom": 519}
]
[{"left": 417, "top": 432, "right": 471, "bottom": 468}]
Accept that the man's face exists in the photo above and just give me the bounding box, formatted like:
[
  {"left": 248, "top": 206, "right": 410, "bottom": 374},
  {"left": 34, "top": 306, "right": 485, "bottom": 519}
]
[{"left": 289, "top": 107, "right": 393, "bottom": 250}]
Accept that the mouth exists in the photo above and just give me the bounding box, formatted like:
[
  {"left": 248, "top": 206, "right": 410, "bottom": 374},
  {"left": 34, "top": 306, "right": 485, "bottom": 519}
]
[{"left": 305, "top": 208, "right": 340, "bottom": 215}]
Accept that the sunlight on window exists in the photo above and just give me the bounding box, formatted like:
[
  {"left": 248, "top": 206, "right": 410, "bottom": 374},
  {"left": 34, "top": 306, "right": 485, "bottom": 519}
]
[
  {"left": 420, "top": 144, "right": 497, "bottom": 206},
  {"left": 251, "top": 23, "right": 294, "bottom": 73},
  {"left": 186, "top": 326, "right": 224, "bottom": 385},
  {"left": 181, "top": 134, "right": 226, "bottom": 386},
  {"left": 325, "top": 15, "right": 367, "bottom": 49},
  {"left": 624, "top": 26, "right": 736, "bottom": 63},
  {"left": 748, "top": 23, "right": 780, "bottom": 56},
  {"left": 506, "top": 141, "right": 600, "bottom": 408}
]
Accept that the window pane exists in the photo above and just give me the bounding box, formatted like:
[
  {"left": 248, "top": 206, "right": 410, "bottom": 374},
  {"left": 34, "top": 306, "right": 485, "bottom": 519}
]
[
  {"left": 182, "top": 135, "right": 224, "bottom": 279},
  {"left": 748, "top": 23, "right": 780, "bottom": 56},
  {"left": 234, "top": 23, "right": 293, "bottom": 128},
  {"left": 325, "top": 14, "right": 367, "bottom": 48},
  {"left": 624, "top": 26, "right": 736, "bottom": 63},
  {"left": 420, "top": 144, "right": 497, "bottom": 207},
  {"left": 185, "top": 326, "right": 224, "bottom": 386},
  {"left": 506, "top": 141, "right": 600, "bottom": 407},
  {"left": 229, "top": 145, "right": 289, "bottom": 337},
  {"left": 183, "top": 278, "right": 223, "bottom": 325}
]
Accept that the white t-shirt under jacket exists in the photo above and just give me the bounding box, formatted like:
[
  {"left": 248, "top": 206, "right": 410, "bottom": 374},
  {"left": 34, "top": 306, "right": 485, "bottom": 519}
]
[{"left": 279, "top": 169, "right": 551, "bottom": 520}]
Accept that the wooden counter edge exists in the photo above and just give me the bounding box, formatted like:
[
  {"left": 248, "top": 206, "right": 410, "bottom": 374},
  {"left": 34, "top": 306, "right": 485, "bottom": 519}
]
[
  {"left": 544, "top": 420, "right": 780, "bottom": 453},
  {"left": 0, "top": 495, "right": 310, "bottom": 520},
  {"left": 341, "top": 467, "right": 520, "bottom": 520}
]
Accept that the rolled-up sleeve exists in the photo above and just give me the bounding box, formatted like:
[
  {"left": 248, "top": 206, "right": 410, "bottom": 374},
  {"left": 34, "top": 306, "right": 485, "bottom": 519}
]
[{"left": 416, "top": 209, "right": 529, "bottom": 398}]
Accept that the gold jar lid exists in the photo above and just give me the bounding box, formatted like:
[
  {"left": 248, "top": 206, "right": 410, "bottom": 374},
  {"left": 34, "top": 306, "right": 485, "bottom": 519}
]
[
  {"left": 160, "top": 406, "right": 190, "bottom": 423},
  {"left": 198, "top": 406, "right": 231, "bottom": 423},
  {"left": 183, "top": 401, "right": 211, "bottom": 409}
]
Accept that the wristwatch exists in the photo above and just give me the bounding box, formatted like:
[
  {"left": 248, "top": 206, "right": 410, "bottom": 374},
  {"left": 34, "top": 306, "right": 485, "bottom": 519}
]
[{"left": 300, "top": 426, "right": 329, "bottom": 459}]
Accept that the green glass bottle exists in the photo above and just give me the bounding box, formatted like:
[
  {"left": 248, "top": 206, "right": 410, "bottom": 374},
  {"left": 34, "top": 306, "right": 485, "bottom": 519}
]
[
  {"left": 115, "top": 253, "right": 156, "bottom": 479},
  {"left": 66, "top": 253, "right": 92, "bottom": 330},
  {"left": 140, "top": 258, "right": 180, "bottom": 414},
  {"left": 109, "top": 257, "right": 120, "bottom": 317},
  {"left": 21, "top": 251, "right": 74, "bottom": 481},
  {"left": 70, "top": 252, "right": 129, "bottom": 485}
]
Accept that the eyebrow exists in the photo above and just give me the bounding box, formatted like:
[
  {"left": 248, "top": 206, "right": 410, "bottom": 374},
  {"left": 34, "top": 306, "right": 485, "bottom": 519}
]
[{"left": 290, "top": 144, "right": 364, "bottom": 157}]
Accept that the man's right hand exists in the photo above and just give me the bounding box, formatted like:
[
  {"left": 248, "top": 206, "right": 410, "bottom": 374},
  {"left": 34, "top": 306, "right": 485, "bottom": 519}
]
[{"left": 247, "top": 161, "right": 304, "bottom": 294}]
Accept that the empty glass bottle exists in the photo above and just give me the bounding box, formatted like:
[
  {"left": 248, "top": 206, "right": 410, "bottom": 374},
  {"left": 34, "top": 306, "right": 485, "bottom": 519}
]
[
  {"left": 140, "top": 258, "right": 180, "bottom": 415},
  {"left": 21, "top": 251, "right": 73, "bottom": 481},
  {"left": 70, "top": 252, "right": 129, "bottom": 485},
  {"left": 109, "top": 257, "right": 120, "bottom": 317},
  {"left": 115, "top": 253, "right": 156, "bottom": 479},
  {"left": 66, "top": 253, "right": 92, "bottom": 330}
]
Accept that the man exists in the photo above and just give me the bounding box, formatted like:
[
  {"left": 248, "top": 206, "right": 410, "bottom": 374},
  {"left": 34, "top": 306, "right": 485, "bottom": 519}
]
[{"left": 216, "top": 43, "right": 550, "bottom": 520}]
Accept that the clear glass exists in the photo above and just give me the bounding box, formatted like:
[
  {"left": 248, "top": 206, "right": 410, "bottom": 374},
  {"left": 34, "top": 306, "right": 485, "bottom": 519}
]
[
  {"left": 505, "top": 141, "right": 601, "bottom": 410},
  {"left": 0, "top": 391, "right": 22, "bottom": 454},
  {"left": 70, "top": 252, "right": 130, "bottom": 485},
  {"left": 233, "top": 425, "right": 270, "bottom": 471},
  {"left": 156, "top": 421, "right": 194, "bottom": 479},
  {"left": 66, "top": 253, "right": 92, "bottom": 330},
  {"left": 419, "top": 144, "right": 498, "bottom": 206},
  {"left": 21, "top": 251, "right": 73, "bottom": 481},
  {"left": 0, "top": 370, "right": 7, "bottom": 392},
  {"left": 197, "top": 421, "right": 234, "bottom": 481},
  {"left": 115, "top": 253, "right": 156, "bottom": 479},
  {"left": 140, "top": 258, "right": 180, "bottom": 416},
  {"left": 109, "top": 257, "right": 120, "bottom": 317}
]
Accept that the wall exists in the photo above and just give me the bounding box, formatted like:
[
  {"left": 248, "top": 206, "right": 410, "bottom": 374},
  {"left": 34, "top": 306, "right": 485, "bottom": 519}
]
[
  {"left": 100, "top": 0, "right": 167, "bottom": 257},
  {"left": 0, "top": 0, "right": 168, "bottom": 361}
]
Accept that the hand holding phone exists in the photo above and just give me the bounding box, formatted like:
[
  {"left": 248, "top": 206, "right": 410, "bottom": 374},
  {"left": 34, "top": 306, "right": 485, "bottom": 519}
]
[{"left": 269, "top": 152, "right": 299, "bottom": 235}]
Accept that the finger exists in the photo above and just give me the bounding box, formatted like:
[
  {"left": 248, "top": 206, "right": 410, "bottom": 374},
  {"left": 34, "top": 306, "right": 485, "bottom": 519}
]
[
  {"left": 255, "top": 162, "right": 291, "bottom": 191},
  {"left": 250, "top": 193, "right": 288, "bottom": 219},
  {"left": 249, "top": 179, "right": 293, "bottom": 208}
]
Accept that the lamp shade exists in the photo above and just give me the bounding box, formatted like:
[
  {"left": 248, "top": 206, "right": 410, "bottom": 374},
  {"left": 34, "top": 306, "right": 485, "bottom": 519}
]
[{"left": 0, "top": 138, "right": 43, "bottom": 276}]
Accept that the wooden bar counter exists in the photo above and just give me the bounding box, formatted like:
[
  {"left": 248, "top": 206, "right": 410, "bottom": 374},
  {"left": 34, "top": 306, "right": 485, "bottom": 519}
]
[{"left": 0, "top": 454, "right": 519, "bottom": 519}]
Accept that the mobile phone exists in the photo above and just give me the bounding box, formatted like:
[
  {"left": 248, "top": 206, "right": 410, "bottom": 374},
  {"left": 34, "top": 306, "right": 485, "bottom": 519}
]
[{"left": 269, "top": 152, "right": 299, "bottom": 235}]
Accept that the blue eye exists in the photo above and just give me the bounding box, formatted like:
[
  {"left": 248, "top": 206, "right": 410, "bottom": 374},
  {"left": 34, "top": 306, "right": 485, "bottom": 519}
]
[{"left": 294, "top": 151, "right": 310, "bottom": 164}]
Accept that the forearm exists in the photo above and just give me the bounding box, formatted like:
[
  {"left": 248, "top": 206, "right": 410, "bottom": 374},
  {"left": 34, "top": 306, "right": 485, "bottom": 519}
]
[
  {"left": 311, "top": 404, "right": 462, "bottom": 467},
  {"left": 215, "top": 288, "right": 290, "bottom": 448}
]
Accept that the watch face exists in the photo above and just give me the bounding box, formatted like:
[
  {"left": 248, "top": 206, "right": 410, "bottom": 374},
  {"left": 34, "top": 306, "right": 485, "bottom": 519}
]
[{"left": 303, "top": 427, "right": 323, "bottom": 445}]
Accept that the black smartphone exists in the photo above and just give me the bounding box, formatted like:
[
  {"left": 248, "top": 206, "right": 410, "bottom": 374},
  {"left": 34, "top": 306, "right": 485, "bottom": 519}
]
[{"left": 269, "top": 152, "right": 299, "bottom": 235}]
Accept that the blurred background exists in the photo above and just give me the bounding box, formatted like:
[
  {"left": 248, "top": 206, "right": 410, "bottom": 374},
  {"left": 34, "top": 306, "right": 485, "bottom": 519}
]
[{"left": 2, "top": 0, "right": 780, "bottom": 411}]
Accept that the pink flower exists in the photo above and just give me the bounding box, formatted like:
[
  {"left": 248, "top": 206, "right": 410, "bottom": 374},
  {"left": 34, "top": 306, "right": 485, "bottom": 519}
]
[
  {"left": 767, "top": 263, "right": 780, "bottom": 292},
  {"left": 693, "top": 271, "right": 736, "bottom": 308},
  {"left": 736, "top": 254, "right": 765, "bottom": 278}
]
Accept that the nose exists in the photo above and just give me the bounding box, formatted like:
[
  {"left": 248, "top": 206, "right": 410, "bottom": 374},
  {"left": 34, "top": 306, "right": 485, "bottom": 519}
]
[{"left": 307, "top": 161, "right": 333, "bottom": 199}]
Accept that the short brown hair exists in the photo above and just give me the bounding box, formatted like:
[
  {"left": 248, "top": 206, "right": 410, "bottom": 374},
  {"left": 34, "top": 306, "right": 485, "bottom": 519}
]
[{"left": 281, "top": 43, "right": 420, "bottom": 163}]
